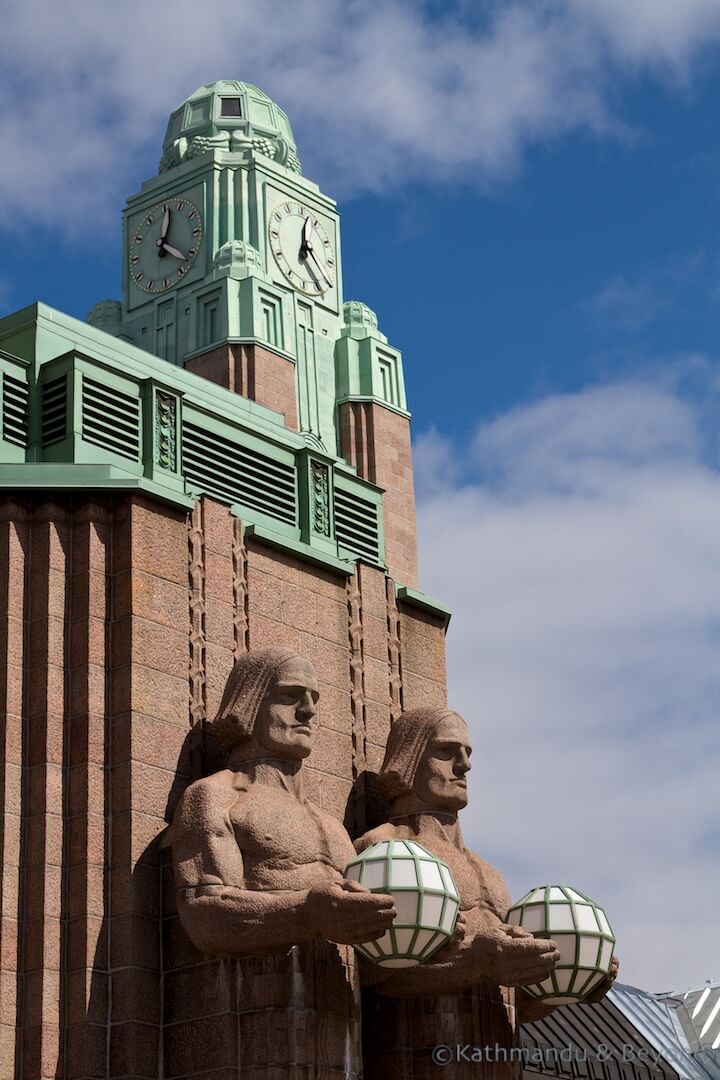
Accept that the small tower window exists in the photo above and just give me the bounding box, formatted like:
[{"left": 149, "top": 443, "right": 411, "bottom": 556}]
[{"left": 220, "top": 98, "right": 242, "bottom": 117}]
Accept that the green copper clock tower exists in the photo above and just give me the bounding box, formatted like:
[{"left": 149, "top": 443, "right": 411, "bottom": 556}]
[{"left": 85, "top": 79, "right": 420, "bottom": 585}]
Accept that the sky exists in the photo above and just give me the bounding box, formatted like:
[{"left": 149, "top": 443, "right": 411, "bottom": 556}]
[{"left": 2, "top": 0, "right": 720, "bottom": 995}]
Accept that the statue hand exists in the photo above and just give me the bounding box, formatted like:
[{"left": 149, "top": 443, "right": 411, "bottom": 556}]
[
  {"left": 306, "top": 879, "right": 397, "bottom": 945},
  {"left": 582, "top": 954, "right": 619, "bottom": 1002},
  {"left": 471, "top": 922, "right": 560, "bottom": 986}
]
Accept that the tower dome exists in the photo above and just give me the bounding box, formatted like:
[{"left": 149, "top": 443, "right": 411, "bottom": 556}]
[{"left": 159, "top": 80, "right": 301, "bottom": 174}]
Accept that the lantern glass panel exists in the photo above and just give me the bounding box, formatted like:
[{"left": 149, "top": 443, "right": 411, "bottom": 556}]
[
  {"left": 391, "top": 859, "right": 418, "bottom": 887},
  {"left": 394, "top": 890, "right": 420, "bottom": 924},
  {"left": 566, "top": 888, "right": 587, "bottom": 902},
  {"left": 345, "top": 863, "right": 361, "bottom": 882},
  {"left": 375, "top": 930, "right": 393, "bottom": 954},
  {"left": 597, "top": 909, "right": 612, "bottom": 935},
  {"left": 548, "top": 887, "right": 566, "bottom": 901},
  {"left": 575, "top": 905, "right": 599, "bottom": 932},
  {"left": 441, "top": 899, "right": 458, "bottom": 934},
  {"left": 413, "top": 928, "right": 437, "bottom": 953},
  {"left": 522, "top": 905, "right": 545, "bottom": 932},
  {"left": 556, "top": 969, "right": 574, "bottom": 993},
  {"left": 579, "top": 936, "right": 600, "bottom": 967},
  {"left": 506, "top": 908, "right": 521, "bottom": 926},
  {"left": 362, "top": 860, "right": 386, "bottom": 889},
  {"left": 419, "top": 861, "right": 444, "bottom": 889},
  {"left": 440, "top": 864, "right": 459, "bottom": 898},
  {"left": 420, "top": 894, "right": 444, "bottom": 926},
  {"left": 600, "top": 939, "right": 614, "bottom": 970},
  {"left": 394, "top": 928, "right": 415, "bottom": 952},
  {"left": 405, "top": 841, "right": 427, "bottom": 857},
  {"left": 548, "top": 904, "right": 575, "bottom": 931},
  {"left": 555, "top": 934, "right": 577, "bottom": 965}
]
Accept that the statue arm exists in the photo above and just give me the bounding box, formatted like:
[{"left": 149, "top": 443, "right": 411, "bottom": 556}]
[{"left": 173, "top": 780, "right": 319, "bottom": 957}]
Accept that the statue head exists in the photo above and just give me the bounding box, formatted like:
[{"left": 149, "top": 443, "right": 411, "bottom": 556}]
[
  {"left": 378, "top": 707, "right": 472, "bottom": 815},
  {"left": 212, "top": 648, "right": 320, "bottom": 761}
]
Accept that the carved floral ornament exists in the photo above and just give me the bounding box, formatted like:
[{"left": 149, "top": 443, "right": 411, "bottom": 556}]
[{"left": 171, "top": 650, "right": 618, "bottom": 1011}]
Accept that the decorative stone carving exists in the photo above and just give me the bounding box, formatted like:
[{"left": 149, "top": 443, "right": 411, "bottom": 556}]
[
  {"left": 155, "top": 391, "right": 177, "bottom": 471},
  {"left": 172, "top": 647, "right": 396, "bottom": 956},
  {"left": 310, "top": 460, "right": 331, "bottom": 536}
]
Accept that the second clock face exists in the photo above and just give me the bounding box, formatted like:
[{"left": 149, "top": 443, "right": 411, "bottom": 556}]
[
  {"left": 269, "top": 201, "right": 336, "bottom": 296},
  {"left": 129, "top": 197, "right": 203, "bottom": 294}
]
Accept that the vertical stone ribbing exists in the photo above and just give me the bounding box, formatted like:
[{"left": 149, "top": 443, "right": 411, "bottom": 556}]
[
  {"left": 202, "top": 498, "right": 235, "bottom": 721},
  {"left": 0, "top": 503, "right": 29, "bottom": 1078},
  {"left": 188, "top": 501, "right": 206, "bottom": 727},
  {"left": 109, "top": 495, "right": 189, "bottom": 1078},
  {"left": 232, "top": 518, "right": 249, "bottom": 657},
  {"left": 386, "top": 577, "right": 403, "bottom": 724},
  {"left": 347, "top": 568, "right": 367, "bottom": 836},
  {"left": 64, "top": 503, "right": 111, "bottom": 1078},
  {"left": 22, "top": 504, "right": 71, "bottom": 1079}
]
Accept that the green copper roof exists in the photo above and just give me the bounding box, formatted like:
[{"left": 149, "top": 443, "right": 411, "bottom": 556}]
[{"left": 160, "top": 80, "right": 301, "bottom": 175}]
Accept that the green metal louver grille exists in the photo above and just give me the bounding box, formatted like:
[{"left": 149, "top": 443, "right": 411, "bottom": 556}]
[
  {"left": 334, "top": 488, "right": 380, "bottom": 563},
  {"left": 41, "top": 375, "right": 67, "bottom": 446},
  {"left": 182, "top": 421, "right": 297, "bottom": 526},
  {"left": 3, "top": 374, "right": 29, "bottom": 447},
  {"left": 82, "top": 377, "right": 140, "bottom": 461}
]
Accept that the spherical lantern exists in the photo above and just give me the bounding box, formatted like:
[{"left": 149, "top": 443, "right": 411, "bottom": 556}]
[
  {"left": 507, "top": 885, "right": 615, "bottom": 1004},
  {"left": 344, "top": 840, "right": 460, "bottom": 968}
]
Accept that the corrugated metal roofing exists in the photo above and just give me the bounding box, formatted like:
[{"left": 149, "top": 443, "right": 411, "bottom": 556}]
[
  {"left": 610, "top": 983, "right": 711, "bottom": 1080},
  {"left": 521, "top": 982, "right": 720, "bottom": 1080}
]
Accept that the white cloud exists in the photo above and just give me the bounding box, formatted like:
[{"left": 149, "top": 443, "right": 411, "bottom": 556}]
[
  {"left": 415, "top": 372, "right": 720, "bottom": 991},
  {"left": 2, "top": 0, "right": 720, "bottom": 229}
]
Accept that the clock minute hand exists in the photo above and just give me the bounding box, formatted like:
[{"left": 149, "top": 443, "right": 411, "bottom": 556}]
[
  {"left": 161, "top": 242, "right": 187, "bottom": 260},
  {"left": 306, "top": 246, "right": 333, "bottom": 289}
]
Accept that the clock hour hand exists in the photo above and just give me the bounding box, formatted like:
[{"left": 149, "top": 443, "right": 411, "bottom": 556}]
[
  {"left": 160, "top": 242, "right": 187, "bottom": 260},
  {"left": 300, "top": 215, "right": 312, "bottom": 255}
]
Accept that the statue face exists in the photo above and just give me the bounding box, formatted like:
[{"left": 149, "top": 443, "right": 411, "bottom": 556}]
[
  {"left": 253, "top": 656, "right": 320, "bottom": 760},
  {"left": 413, "top": 715, "right": 472, "bottom": 812}
]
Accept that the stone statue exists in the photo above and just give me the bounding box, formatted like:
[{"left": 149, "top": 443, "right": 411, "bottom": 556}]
[
  {"left": 172, "top": 647, "right": 396, "bottom": 957},
  {"left": 356, "top": 706, "right": 618, "bottom": 1020}
]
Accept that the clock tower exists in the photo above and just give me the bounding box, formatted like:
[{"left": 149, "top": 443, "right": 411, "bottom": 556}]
[{"left": 89, "top": 79, "right": 418, "bottom": 584}]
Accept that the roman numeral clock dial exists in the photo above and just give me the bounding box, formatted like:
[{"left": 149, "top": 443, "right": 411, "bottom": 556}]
[
  {"left": 269, "top": 201, "right": 335, "bottom": 297},
  {"left": 129, "top": 198, "right": 203, "bottom": 294}
]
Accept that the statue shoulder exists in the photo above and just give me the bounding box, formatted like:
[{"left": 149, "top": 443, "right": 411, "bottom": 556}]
[
  {"left": 354, "top": 823, "right": 398, "bottom": 853},
  {"left": 174, "top": 770, "right": 246, "bottom": 832}
]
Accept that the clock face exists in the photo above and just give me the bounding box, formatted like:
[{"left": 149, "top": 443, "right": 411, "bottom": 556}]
[
  {"left": 269, "top": 200, "right": 336, "bottom": 296},
  {"left": 129, "top": 197, "right": 203, "bottom": 294}
]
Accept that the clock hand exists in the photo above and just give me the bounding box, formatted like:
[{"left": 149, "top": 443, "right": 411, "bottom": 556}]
[
  {"left": 160, "top": 242, "right": 187, "bottom": 260},
  {"left": 301, "top": 216, "right": 312, "bottom": 253},
  {"left": 156, "top": 206, "right": 172, "bottom": 257},
  {"left": 305, "top": 245, "right": 333, "bottom": 289}
]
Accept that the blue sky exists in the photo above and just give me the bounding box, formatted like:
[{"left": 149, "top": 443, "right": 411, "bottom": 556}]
[{"left": 2, "top": 0, "right": 720, "bottom": 996}]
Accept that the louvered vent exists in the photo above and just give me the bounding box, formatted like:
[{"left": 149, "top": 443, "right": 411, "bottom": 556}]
[
  {"left": 183, "top": 422, "right": 297, "bottom": 526},
  {"left": 41, "top": 375, "right": 67, "bottom": 446},
  {"left": 82, "top": 377, "right": 140, "bottom": 461},
  {"left": 2, "top": 373, "right": 29, "bottom": 447},
  {"left": 334, "top": 488, "right": 381, "bottom": 563}
]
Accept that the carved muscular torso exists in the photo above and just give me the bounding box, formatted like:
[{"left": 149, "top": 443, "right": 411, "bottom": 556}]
[{"left": 175, "top": 767, "right": 357, "bottom": 894}]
